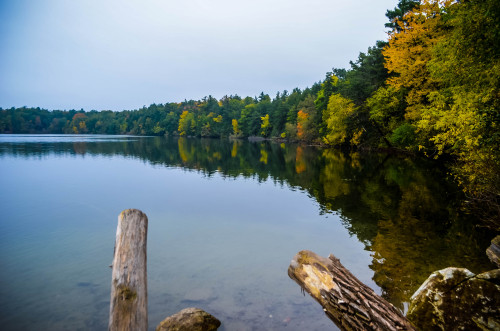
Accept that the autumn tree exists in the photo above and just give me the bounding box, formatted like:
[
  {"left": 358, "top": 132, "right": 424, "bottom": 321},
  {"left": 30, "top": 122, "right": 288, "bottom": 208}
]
[
  {"left": 178, "top": 110, "right": 196, "bottom": 136},
  {"left": 383, "top": 0, "right": 452, "bottom": 124},
  {"left": 295, "top": 96, "right": 319, "bottom": 142},
  {"left": 260, "top": 114, "right": 270, "bottom": 137},
  {"left": 425, "top": 0, "right": 499, "bottom": 226},
  {"left": 69, "top": 113, "right": 88, "bottom": 134},
  {"left": 296, "top": 110, "right": 308, "bottom": 140},
  {"left": 231, "top": 119, "right": 241, "bottom": 137},
  {"left": 380, "top": 0, "right": 499, "bottom": 226},
  {"left": 322, "top": 93, "right": 357, "bottom": 146}
]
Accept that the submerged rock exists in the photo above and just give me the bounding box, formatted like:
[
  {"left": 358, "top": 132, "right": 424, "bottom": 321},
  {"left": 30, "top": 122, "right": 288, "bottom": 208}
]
[
  {"left": 487, "top": 235, "right": 500, "bottom": 268},
  {"left": 407, "top": 267, "right": 500, "bottom": 330},
  {"left": 156, "top": 307, "right": 221, "bottom": 331}
]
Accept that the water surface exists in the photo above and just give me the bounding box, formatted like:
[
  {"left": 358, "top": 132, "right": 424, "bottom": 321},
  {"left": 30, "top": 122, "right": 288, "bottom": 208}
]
[{"left": 0, "top": 135, "right": 492, "bottom": 330}]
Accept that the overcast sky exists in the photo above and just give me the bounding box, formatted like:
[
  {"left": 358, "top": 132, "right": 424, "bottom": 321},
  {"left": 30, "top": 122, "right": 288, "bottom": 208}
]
[{"left": 0, "top": 0, "right": 398, "bottom": 111}]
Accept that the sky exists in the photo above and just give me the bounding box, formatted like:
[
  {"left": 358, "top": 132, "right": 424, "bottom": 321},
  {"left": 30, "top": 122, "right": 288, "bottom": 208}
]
[{"left": 0, "top": 0, "right": 398, "bottom": 111}]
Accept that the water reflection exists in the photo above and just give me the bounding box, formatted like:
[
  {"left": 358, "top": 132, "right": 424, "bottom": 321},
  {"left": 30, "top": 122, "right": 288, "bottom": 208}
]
[{"left": 0, "top": 135, "right": 492, "bottom": 310}]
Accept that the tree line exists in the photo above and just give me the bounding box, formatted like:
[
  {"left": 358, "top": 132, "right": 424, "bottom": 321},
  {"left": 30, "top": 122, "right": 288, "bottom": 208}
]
[{"left": 1, "top": 0, "right": 498, "bottom": 226}]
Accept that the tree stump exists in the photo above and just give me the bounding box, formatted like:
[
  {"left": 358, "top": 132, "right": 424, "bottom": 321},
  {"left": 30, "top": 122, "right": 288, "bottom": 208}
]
[
  {"left": 109, "top": 209, "right": 148, "bottom": 331},
  {"left": 288, "top": 250, "right": 415, "bottom": 330}
]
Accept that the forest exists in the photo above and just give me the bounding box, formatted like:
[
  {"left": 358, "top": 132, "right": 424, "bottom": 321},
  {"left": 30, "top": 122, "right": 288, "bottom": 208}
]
[{"left": 1, "top": 0, "right": 498, "bottom": 228}]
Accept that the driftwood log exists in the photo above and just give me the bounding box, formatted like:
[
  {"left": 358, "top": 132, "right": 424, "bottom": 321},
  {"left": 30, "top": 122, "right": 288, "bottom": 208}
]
[
  {"left": 288, "top": 250, "right": 416, "bottom": 330},
  {"left": 109, "top": 209, "right": 149, "bottom": 331}
]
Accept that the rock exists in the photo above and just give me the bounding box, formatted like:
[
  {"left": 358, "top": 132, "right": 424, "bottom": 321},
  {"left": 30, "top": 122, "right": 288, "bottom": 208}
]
[
  {"left": 156, "top": 307, "right": 221, "bottom": 331},
  {"left": 407, "top": 267, "right": 500, "bottom": 330},
  {"left": 487, "top": 235, "right": 500, "bottom": 268}
]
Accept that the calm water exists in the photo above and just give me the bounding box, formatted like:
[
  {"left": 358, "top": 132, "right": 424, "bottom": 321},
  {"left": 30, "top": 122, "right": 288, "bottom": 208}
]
[{"left": 0, "top": 135, "right": 493, "bottom": 330}]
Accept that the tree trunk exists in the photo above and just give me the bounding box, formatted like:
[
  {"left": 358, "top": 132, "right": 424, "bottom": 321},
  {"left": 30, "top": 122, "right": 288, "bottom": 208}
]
[
  {"left": 109, "top": 209, "right": 148, "bottom": 331},
  {"left": 288, "top": 250, "right": 415, "bottom": 331}
]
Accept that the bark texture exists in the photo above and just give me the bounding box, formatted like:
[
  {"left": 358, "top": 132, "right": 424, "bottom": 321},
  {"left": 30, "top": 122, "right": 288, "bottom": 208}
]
[{"left": 288, "top": 250, "right": 415, "bottom": 331}]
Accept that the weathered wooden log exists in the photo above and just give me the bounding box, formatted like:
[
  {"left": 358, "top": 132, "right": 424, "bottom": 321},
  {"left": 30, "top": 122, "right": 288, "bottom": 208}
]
[
  {"left": 109, "top": 209, "right": 148, "bottom": 331},
  {"left": 288, "top": 250, "right": 415, "bottom": 331}
]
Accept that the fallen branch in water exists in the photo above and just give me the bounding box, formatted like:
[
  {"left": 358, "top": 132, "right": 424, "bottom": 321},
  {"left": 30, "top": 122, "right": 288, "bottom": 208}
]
[{"left": 288, "top": 250, "right": 416, "bottom": 330}]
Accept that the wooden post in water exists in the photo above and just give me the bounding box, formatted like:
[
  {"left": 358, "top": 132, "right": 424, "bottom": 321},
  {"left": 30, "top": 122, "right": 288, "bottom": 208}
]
[{"left": 109, "top": 209, "right": 148, "bottom": 331}]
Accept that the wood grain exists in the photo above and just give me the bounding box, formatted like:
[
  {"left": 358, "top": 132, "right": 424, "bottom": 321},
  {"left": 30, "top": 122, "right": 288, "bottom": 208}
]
[{"left": 109, "top": 209, "right": 148, "bottom": 331}]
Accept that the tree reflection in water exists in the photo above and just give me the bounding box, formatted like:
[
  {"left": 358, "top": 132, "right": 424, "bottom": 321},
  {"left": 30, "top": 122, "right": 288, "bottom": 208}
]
[{"left": 0, "top": 135, "right": 493, "bottom": 310}]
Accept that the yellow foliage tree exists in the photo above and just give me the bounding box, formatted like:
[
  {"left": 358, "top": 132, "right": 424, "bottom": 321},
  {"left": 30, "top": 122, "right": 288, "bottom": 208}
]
[
  {"left": 178, "top": 110, "right": 196, "bottom": 136},
  {"left": 383, "top": 0, "right": 499, "bottom": 227},
  {"left": 260, "top": 114, "right": 270, "bottom": 137},
  {"left": 231, "top": 119, "right": 241, "bottom": 136},
  {"left": 383, "top": 0, "right": 453, "bottom": 121},
  {"left": 322, "top": 94, "right": 356, "bottom": 146}
]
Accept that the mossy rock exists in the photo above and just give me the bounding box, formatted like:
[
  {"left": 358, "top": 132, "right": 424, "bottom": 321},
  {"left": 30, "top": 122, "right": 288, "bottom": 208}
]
[
  {"left": 156, "top": 307, "right": 221, "bottom": 331},
  {"left": 407, "top": 267, "right": 500, "bottom": 330},
  {"left": 486, "top": 235, "right": 500, "bottom": 268}
]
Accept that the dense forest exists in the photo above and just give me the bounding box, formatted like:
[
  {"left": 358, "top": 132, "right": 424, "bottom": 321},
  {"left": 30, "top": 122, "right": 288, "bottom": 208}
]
[{"left": 1, "top": 0, "right": 498, "bottom": 228}]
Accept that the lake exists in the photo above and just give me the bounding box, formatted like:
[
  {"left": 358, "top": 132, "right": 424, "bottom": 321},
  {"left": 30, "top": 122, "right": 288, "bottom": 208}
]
[{"left": 0, "top": 134, "right": 493, "bottom": 330}]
